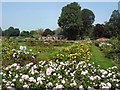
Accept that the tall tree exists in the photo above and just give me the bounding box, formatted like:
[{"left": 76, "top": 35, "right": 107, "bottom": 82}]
[
  {"left": 104, "top": 22, "right": 113, "bottom": 38},
  {"left": 81, "top": 9, "right": 95, "bottom": 37},
  {"left": 109, "top": 10, "right": 120, "bottom": 36},
  {"left": 93, "top": 24, "right": 105, "bottom": 39},
  {"left": 58, "top": 2, "right": 82, "bottom": 40}
]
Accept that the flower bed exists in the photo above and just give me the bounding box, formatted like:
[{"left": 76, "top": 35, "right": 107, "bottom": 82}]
[
  {"left": 1, "top": 61, "right": 120, "bottom": 89},
  {"left": 1, "top": 39, "right": 120, "bottom": 89},
  {"left": 54, "top": 43, "right": 91, "bottom": 62},
  {"left": 95, "top": 38, "right": 120, "bottom": 71}
]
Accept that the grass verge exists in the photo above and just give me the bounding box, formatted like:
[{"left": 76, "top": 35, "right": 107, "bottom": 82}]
[{"left": 90, "top": 44, "right": 115, "bottom": 69}]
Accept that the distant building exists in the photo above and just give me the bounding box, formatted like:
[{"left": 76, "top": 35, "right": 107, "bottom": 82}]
[{"left": 118, "top": 1, "right": 120, "bottom": 13}]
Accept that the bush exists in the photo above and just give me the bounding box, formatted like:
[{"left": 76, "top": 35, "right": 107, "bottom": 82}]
[
  {"left": 2, "top": 61, "right": 120, "bottom": 89},
  {"left": 95, "top": 37, "right": 120, "bottom": 71},
  {"left": 10, "top": 46, "right": 38, "bottom": 64},
  {"left": 54, "top": 43, "right": 92, "bottom": 62}
]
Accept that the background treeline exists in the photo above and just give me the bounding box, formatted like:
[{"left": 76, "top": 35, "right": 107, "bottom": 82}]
[{"left": 0, "top": 27, "right": 56, "bottom": 38}]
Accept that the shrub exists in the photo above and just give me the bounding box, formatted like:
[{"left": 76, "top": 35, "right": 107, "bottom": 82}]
[
  {"left": 2, "top": 61, "right": 120, "bottom": 89},
  {"left": 54, "top": 43, "right": 92, "bottom": 62},
  {"left": 10, "top": 46, "right": 38, "bottom": 64},
  {"left": 95, "top": 37, "right": 120, "bottom": 71}
]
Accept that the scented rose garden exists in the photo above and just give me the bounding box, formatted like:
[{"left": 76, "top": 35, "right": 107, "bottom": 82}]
[
  {"left": 1, "top": 1, "right": 120, "bottom": 90},
  {"left": 0, "top": 38, "right": 120, "bottom": 90}
]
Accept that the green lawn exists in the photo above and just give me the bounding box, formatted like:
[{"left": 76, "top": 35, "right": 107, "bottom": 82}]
[
  {"left": 90, "top": 44, "right": 115, "bottom": 69},
  {"left": 37, "top": 46, "right": 66, "bottom": 60}
]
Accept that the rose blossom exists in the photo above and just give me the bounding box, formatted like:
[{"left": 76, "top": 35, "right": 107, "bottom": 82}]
[{"left": 46, "top": 67, "right": 54, "bottom": 75}]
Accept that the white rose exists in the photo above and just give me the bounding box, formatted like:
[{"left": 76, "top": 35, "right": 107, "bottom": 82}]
[
  {"left": 46, "top": 67, "right": 54, "bottom": 76},
  {"left": 107, "top": 82, "right": 111, "bottom": 88},
  {"left": 61, "top": 79, "right": 65, "bottom": 84},
  {"left": 23, "top": 84, "right": 29, "bottom": 89}
]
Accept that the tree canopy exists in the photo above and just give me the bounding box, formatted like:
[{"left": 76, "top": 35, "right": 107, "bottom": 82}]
[
  {"left": 58, "top": 2, "right": 95, "bottom": 40},
  {"left": 42, "top": 28, "right": 55, "bottom": 36},
  {"left": 58, "top": 2, "right": 83, "bottom": 40},
  {"left": 92, "top": 10, "right": 120, "bottom": 39},
  {"left": 20, "top": 31, "right": 30, "bottom": 37},
  {"left": 108, "top": 10, "right": 120, "bottom": 36},
  {"left": 29, "top": 28, "right": 44, "bottom": 38},
  {"left": 81, "top": 9, "right": 95, "bottom": 37},
  {"left": 93, "top": 24, "right": 105, "bottom": 39},
  {"left": 3, "top": 27, "right": 20, "bottom": 37}
]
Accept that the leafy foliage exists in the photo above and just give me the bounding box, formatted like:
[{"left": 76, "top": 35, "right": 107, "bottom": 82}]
[
  {"left": 3, "top": 27, "right": 20, "bottom": 37},
  {"left": 93, "top": 24, "right": 105, "bottom": 39},
  {"left": 108, "top": 10, "right": 120, "bottom": 36},
  {"left": 95, "top": 37, "right": 120, "bottom": 71},
  {"left": 81, "top": 9, "right": 95, "bottom": 37},
  {"left": 20, "top": 31, "right": 30, "bottom": 37},
  {"left": 92, "top": 10, "right": 120, "bottom": 39},
  {"left": 42, "top": 28, "right": 55, "bottom": 36},
  {"left": 58, "top": 2, "right": 82, "bottom": 40}
]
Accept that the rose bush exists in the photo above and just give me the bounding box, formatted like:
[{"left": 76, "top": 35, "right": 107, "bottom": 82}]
[
  {"left": 10, "top": 46, "right": 38, "bottom": 62},
  {"left": 1, "top": 60, "right": 120, "bottom": 89},
  {"left": 95, "top": 38, "right": 120, "bottom": 71}
]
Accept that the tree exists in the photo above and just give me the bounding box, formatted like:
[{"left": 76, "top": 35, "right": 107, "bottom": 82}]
[
  {"left": 29, "top": 30, "right": 36, "bottom": 37},
  {"left": 20, "top": 31, "right": 30, "bottom": 37},
  {"left": 36, "top": 28, "right": 44, "bottom": 35},
  {"left": 58, "top": 2, "right": 82, "bottom": 40},
  {"left": 81, "top": 9, "right": 95, "bottom": 37},
  {"left": 103, "top": 10, "right": 120, "bottom": 38},
  {"left": 104, "top": 22, "right": 113, "bottom": 38},
  {"left": 30, "top": 28, "right": 44, "bottom": 38},
  {"left": 93, "top": 24, "right": 105, "bottom": 39},
  {"left": 92, "top": 10, "right": 120, "bottom": 39},
  {"left": 12, "top": 28, "right": 20, "bottom": 36},
  {"left": 54, "top": 27, "right": 63, "bottom": 35},
  {"left": 4, "top": 27, "right": 14, "bottom": 37},
  {"left": 42, "top": 28, "right": 54, "bottom": 36},
  {"left": 109, "top": 10, "right": 120, "bottom": 36},
  {"left": 3, "top": 27, "right": 20, "bottom": 37}
]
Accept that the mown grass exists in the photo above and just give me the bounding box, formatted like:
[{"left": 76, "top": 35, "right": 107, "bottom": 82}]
[
  {"left": 37, "top": 49, "right": 58, "bottom": 60},
  {"left": 90, "top": 44, "right": 115, "bottom": 69}
]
